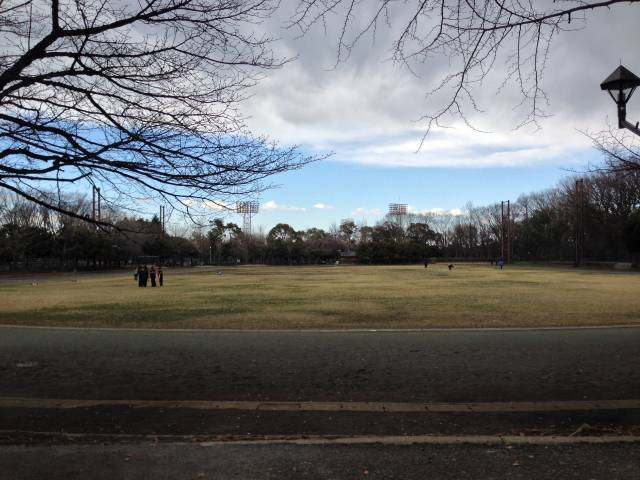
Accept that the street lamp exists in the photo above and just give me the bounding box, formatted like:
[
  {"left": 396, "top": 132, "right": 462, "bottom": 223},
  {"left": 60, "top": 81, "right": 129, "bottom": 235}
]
[{"left": 600, "top": 65, "right": 640, "bottom": 137}]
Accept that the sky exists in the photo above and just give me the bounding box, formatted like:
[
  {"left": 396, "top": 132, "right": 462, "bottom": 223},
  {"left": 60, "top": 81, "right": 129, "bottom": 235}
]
[{"left": 189, "top": 2, "right": 639, "bottom": 233}]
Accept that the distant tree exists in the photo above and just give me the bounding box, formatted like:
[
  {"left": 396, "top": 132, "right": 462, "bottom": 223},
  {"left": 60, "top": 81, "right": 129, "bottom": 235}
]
[
  {"left": 207, "top": 219, "right": 226, "bottom": 264},
  {"left": 190, "top": 229, "right": 210, "bottom": 263},
  {"left": 267, "top": 223, "right": 300, "bottom": 264},
  {"left": 169, "top": 237, "right": 199, "bottom": 266},
  {"left": 355, "top": 225, "right": 374, "bottom": 262},
  {"left": 369, "top": 221, "right": 405, "bottom": 262},
  {"left": 225, "top": 223, "right": 242, "bottom": 239},
  {"left": 0, "top": 223, "right": 53, "bottom": 265},
  {"left": 406, "top": 222, "right": 438, "bottom": 260},
  {"left": 339, "top": 220, "right": 357, "bottom": 250},
  {"left": 0, "top": 0, "right": 314, "bottom": 225}
]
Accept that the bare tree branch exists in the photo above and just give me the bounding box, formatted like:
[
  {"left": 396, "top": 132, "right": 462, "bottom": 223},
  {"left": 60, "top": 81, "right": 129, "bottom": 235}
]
[
  {"left": 1, "top": 0, "right": 317, "bottom": 225},
  {"left": 289, "top": 0, "right": 638, "bottom": 134}
]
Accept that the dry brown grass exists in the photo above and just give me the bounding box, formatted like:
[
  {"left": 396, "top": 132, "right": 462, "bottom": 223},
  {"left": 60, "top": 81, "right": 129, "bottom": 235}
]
[{"left": 1, "top": 264, "right": 639, "bottom": 329}]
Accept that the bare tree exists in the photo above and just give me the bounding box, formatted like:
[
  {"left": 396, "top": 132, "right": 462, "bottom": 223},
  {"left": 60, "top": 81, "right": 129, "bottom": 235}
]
[
  {"left": 590, "top": 128, "right": 640, "bottom": 172},
  {"left": 0, "top": 0, "right": 314, "bottom": 226},
  {"left": 290, "top": 0, "right": 637, "bottom": 136}
]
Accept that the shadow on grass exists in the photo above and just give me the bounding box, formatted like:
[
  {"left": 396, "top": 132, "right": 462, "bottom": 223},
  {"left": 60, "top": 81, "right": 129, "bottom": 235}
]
[{"left": 0, "top": 303, "right": 257, "bottom": 326}]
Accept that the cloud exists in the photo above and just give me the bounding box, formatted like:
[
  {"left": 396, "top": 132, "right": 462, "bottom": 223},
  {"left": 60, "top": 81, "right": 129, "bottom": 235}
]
[
  {"left": 241, "top": 6, "right": 636, "bottom": 169},
  {"left": 350, "top": 206, "right": 465, "bottom": 219},
  {"left": 352, "top": 207, "right": 383, "bottom": 216},
  {"left": 262, "top": 200, "right": 306, "bottom": 212},
  {"left": 313, "top": 203, "right": 334, "bottom": 209},
  {"left": 409, "top": 206, "right": 466, "bottom": 216},
  {"left": 201, "top": 200, "right": 231, "bottom": 211}
]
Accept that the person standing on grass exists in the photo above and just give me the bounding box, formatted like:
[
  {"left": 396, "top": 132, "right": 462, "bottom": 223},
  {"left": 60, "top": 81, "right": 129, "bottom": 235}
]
[
  {"left": 424, "top": 259, "right": 429, "bottom": 269},
  {"left": 141, "top": 265, "right": 149, "bottom": 287},
  {"left": 498, "top": 259, "right": 504, "bottom": 270},
  {"left": 157, "top": 266, "right": 164, "bottom": 287},
  {"left": 137, "top": 265, "right": 144, "bottom": 287},
  {"left": 150, "top": 265, "right": 157, "bottom": 287}
]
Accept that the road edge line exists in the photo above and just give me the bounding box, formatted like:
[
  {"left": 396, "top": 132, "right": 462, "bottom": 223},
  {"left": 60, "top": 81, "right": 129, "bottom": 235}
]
[
  {"left": 2, "top": 430, "right": 640, "bottom": 446},
  {"left": 1, "top": 324, "right": 640, "bottom": 333},
  {"left": 2, "top": 397, "right": 640, "bottom": 413}
]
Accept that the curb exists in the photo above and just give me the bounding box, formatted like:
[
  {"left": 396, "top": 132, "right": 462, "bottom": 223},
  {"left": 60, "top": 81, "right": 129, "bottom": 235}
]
[
  {"left": 1, "top": 324, "right": 640, "bottom": 333},
  {"left": 2, "top": 430, "right": 639, "bottom": 446}
]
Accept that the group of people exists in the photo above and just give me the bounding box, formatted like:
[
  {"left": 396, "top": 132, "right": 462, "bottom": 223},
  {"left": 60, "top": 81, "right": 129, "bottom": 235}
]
[
  {"left": 134, "top": 265, "right": 164, "bottom": 287},
  {"left": 424, "top": 259, "right": 455, "bottom": 270}
]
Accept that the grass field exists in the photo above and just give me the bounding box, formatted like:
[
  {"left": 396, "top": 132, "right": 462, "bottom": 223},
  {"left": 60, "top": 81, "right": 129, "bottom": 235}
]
[{"left": 0, "top": 264, "right": 639, "bottom": 329}]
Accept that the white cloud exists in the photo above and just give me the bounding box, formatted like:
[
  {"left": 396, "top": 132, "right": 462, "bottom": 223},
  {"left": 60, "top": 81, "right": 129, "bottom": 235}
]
[
  {"left": 201, "top": 200, "right": 231, "bottom": 211},
  {"left": 262, "top": 200, "right": 306, "bottom": 212},
  {"left": 240, "top": 6, "right": 636, "bottom": 169},
  {"left": 313, "top": 203, "right": 334, "bottom": 209},
  {"left": 352, "top": 207, "right": 383, "bottom": 216},
  {"left": 410, "top": 207, "right": 466, "bottom": 216},
  {"left": 428, "top": 208, "right": 446, "bottom": 215}
]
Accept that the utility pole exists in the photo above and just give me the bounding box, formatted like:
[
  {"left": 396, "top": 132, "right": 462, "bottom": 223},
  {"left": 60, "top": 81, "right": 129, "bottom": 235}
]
[
  {"left": 500, "top": 200, "right": 512, "bottom": 263},
  {"left": 159, "top": 205, "right": 165, "bottom": 239},
  {"left": 500, "top": 201, "right": 505, "bottom": 262},
  {"left": 92, "top": 186, "right": 101, "bottom": 224},
  {"left": 507, "top": 200, "right": 511, "bottom": 264},
  {"left": 575, "top": 179, "right": 585, "bottom": 266}
]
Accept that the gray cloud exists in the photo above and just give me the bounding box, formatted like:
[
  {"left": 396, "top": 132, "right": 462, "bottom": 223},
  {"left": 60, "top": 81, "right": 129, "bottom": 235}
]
[{"left": 241, "top": 3, "right": 638, "bottom": 167}]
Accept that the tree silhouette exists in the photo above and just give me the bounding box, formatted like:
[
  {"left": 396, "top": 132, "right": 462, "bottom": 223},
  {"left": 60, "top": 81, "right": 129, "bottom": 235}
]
[{"left": 1, "top": 0, "right": 314, "bottom": 226}]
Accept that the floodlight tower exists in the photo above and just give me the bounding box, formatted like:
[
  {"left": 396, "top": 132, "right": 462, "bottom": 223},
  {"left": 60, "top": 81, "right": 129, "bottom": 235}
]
[
  {"left": 91, "top": 186, "right": 101, "bottom": 224},
  {"left": 236, "top": 201, "right": 259, "bottom": 235},
  {"left": 388, "top": 203, "right": 408, "bottom": 227},
  {"left": 159, "top": 205, "right": 166, "bottom": 239}
]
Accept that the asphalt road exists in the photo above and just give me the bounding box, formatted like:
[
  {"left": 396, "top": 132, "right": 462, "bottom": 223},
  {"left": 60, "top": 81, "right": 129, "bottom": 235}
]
[
  {"left": 1, "top": 326, "right": 639, "bottom": 479},
  {"left": 4, "top": 443, "right": 640, "bottom": 480},
  {"left": 2, "top": 326, "right": 639, "bottom": 403}
]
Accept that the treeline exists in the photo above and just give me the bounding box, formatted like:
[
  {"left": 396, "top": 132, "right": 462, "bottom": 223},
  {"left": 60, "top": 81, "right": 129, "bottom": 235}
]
[
  {"left": 1, "top": 167, "right": 639, "bottom": 270},
  {"left": 0, "top": 195, "right": 199, "bottom": 271}
]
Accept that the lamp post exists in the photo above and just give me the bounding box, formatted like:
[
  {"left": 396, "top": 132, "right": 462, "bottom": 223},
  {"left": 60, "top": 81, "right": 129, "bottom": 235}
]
[{"left": 600, "top": 65, "right": 640, "bottom": 137}]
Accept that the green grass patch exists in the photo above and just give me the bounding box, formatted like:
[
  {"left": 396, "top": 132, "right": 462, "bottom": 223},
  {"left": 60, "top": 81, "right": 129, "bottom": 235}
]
[{"left": 0, "top": 264, "right": 639, "bottom": 329}]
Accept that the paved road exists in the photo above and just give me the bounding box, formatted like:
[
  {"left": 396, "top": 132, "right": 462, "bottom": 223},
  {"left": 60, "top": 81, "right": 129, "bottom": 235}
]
[
  {"left": 2, "top": 326, "right": 639, "bottom": 402},
  {"left": 1, "top": 326, "right": 639, "bottom": 479},
  {"left": 3, "top": 443, "right": 640, "bottom": 479}
]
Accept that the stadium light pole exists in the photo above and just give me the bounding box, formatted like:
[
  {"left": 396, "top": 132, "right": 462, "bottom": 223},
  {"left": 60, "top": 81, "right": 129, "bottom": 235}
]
[
  {"left": 600, "top": 65, "right": 640, "bottom": 137},
  {"left": 236, "top": 201, "right": 259, "bottom": 235},
  {"left": 388, "top": 203, "right": 408, "bottom": 227}
]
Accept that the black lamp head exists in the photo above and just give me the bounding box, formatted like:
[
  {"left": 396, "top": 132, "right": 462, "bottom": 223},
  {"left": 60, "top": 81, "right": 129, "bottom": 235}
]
[{"left": 601, "top": 65, "right": 640, "bottom": 104}]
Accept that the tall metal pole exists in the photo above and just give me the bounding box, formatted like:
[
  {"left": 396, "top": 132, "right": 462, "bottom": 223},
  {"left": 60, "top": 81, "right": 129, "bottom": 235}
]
[
  {"left": 500, "top": 201, "right": 505, "bottom": 261},
  {"left": 96, "top": 188, "right": 101, "bottom": 223},
  {"left": 576, "top": 180, "right": 579, "bottom": 266},
  {"left": 91, "top": 186, "right": 101, "bottom": 224},
  {"left": 507, "top": 200, "right": 511, "bottom": 264},
  {"left": 575, "top": 179, "right": 585, "bottom": 266}
]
